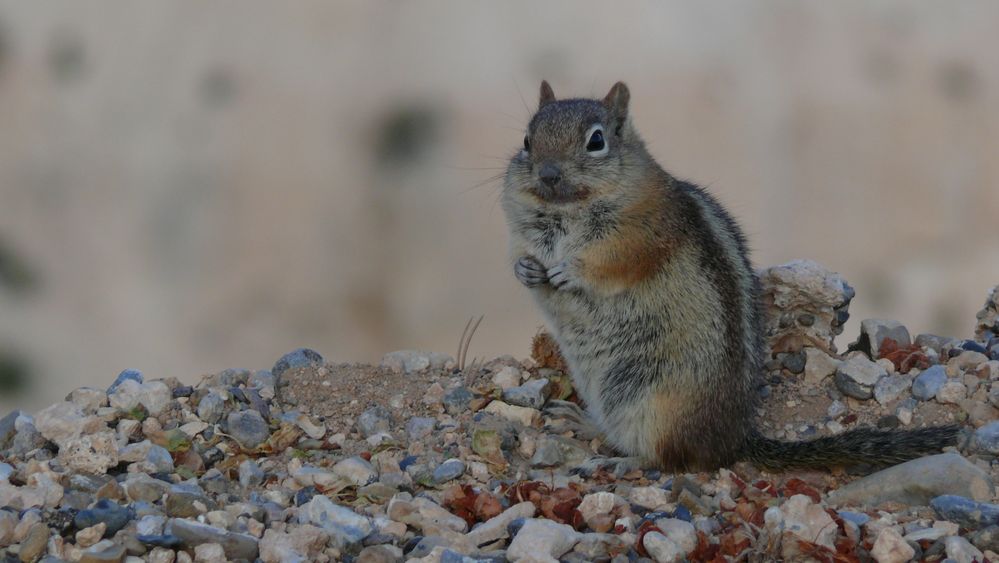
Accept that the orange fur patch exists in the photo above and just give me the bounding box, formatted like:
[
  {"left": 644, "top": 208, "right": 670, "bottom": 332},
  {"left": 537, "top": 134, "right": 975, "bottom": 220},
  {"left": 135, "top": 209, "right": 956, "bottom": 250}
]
[{"left": 578, "top": 189, "right": 674, "bottom": 293}]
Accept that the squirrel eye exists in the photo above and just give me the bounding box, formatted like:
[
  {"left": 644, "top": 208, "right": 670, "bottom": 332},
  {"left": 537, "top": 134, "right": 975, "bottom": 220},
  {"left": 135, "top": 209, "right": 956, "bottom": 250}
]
[
  {"left": 523, "top": 136, "right": 531, "bottom": 152},
  {"left": 586, "top": 128, "right": 606, "bottom": 153}
]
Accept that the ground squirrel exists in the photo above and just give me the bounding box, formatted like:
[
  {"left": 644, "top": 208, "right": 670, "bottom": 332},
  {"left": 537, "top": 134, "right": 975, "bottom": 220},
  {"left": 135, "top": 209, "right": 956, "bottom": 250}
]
[{"left": 501, "top": 81, "right": 958, "bottom": 472}]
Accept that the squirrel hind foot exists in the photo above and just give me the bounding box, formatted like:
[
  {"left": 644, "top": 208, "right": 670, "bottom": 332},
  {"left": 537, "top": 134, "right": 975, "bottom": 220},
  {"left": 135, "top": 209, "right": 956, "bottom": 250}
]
[{"left": 543, "top": 400, "right": 604, "bottom": 442}]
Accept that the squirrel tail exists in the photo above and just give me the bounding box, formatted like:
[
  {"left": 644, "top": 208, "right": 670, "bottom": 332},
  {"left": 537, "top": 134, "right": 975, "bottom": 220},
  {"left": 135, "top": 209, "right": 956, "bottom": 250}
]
[{"left": 742, "top": 425, "right": 961, "bottom": 471}]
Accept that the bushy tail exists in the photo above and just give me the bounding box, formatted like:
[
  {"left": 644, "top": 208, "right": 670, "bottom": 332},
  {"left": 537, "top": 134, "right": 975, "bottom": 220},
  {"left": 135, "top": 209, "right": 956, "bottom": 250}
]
[{"left": 743, "top": 425, "right": 961, "bottom": 471}]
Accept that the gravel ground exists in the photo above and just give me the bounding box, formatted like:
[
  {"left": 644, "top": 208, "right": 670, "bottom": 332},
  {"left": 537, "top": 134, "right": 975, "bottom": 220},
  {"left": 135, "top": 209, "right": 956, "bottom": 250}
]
[{"left": 1, "top": 267, "right": 999, "bottom": 563}]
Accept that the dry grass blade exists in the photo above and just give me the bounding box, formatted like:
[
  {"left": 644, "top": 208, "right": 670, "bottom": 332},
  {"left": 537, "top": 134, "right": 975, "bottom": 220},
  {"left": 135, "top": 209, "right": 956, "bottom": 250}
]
[{"left": 457, "top": 314, "right": 484, "bottom": 371}]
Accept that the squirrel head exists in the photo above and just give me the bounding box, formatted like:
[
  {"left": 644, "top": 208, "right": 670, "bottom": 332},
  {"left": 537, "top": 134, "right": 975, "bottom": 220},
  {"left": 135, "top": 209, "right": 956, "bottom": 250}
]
[{"left": 505, "top": 81, "right": 649, "bottom": 207}]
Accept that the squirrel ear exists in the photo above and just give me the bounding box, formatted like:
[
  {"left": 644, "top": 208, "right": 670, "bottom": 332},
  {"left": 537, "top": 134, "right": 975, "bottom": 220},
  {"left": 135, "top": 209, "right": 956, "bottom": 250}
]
[
  {"left": 539, "top": 80, "right": 556, "bottom": 108},
  {"left": 603, "top": 81, "right": 630, "bottom": 121}
]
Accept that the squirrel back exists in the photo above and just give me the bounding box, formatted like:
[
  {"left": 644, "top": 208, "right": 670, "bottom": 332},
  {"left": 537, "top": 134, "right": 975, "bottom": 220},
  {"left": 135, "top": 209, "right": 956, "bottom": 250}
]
[{"left": 501, "top": 80, "right": 957, "bottom": 472}]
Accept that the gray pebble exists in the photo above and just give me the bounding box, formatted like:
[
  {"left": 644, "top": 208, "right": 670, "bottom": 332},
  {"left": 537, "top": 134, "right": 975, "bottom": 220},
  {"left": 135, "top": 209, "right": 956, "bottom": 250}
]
[
  {"left": 238, "top": 459, "right": 265, "bottom": 488},
  {"left": 912, "top": 365, "right": 947, "bottom": 401},
  {"left": 502, "top": 379, "right": 550, "bottom": 409},
  {"left": 972, "top": 421, "right": 999, "bottom": 455},
  {"left": 443, "top": 387, "right": 474, "bottom": 415},
  {"left": 358, "top": 406, "right": 392, "bottom": 438},
  {"left": 433, "top": 458, "right": 466, "bottom": 483},
  {"left": 227, "top": 410, "right": 270, "bottom": 449},
  {"left": 197, "top": 392, "right": 226, "bottom": 424},
  {"left": 406, "top": 417, "right": 437, "bottom": 440},
  {"left": 931, "top": 495, "right": 999, "bottom": 531}
]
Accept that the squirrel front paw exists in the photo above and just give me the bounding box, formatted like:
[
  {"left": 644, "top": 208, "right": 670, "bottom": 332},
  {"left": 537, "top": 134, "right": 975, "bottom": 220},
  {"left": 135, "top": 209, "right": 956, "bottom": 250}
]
[
  {"left": 514, "top": 256, "right": 549, "bottom": 288},
  {"left": 547, "top": 260, "right": 583, "bottom": 291}
]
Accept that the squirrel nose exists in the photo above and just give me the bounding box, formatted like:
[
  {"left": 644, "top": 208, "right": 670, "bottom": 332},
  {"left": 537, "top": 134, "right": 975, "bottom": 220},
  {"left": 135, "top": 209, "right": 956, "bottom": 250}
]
[{"left": 538, "top": 163, "right": 562, "bottom": 188}]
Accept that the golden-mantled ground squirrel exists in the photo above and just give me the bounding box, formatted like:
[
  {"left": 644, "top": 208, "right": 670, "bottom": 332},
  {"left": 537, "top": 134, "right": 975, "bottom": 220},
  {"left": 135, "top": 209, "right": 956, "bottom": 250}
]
[{"left": 502, "top": 81, "right": 958, "bottom": 471}]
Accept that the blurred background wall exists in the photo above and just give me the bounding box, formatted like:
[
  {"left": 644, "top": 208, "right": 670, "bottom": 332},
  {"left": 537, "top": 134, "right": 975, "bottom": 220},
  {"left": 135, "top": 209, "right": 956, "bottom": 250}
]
[{"left": 1, "top": 1, "right": 997, "bottom": 411}]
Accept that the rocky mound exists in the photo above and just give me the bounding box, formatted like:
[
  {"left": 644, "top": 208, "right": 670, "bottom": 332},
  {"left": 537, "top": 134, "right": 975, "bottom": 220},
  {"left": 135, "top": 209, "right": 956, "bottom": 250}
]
[{"left": 1, "top": 262, "right": 999, "bottom": 563}]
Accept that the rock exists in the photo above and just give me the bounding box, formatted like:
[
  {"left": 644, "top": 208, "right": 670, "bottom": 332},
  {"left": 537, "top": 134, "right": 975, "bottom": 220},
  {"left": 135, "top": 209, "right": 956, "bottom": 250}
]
[
  {"left": 870, "top": 527, "right": 914, "bottom": 563},
  {"left": 936, "top": 380, "right": 967, "bottom": 404},
  {"left": 258, "top": 525, "right": 329, "bottom": 563},
  {"left": 970, "top": 525, "right": 999, "bottom": 553},
  {"left": 300, "top": 495, "right": 372, "bottom": 548},
  {"left": 464, "top": 501, "right": 536, "bottom": 547},
  {"left": 912, "top": 366, "right": 947, "bottom": 400},
  {"left": 976, "top": 285, "right": 999, "bottom": 341},
  {"left": 356, "top": 544, "right": 404, "bottom": 563},
  {"left": 834, "top": 357, "right": 887, "bottom": 400},
  {"left": 193, "top": 543, "right": 227, "bottom": 563},
  {"left": 491, "top": 366, "right": 523, "bottom": 390},
  {"left": 577, "top": 492, "right": 618, "bottom": 530},
  {"left": 288, "top": 459, "right": 342, "bottom": 489},
  {"left": 972, "top": 421, "right": 999, "bottom": 454},
  {"left": 904, "top": 524, "right": 952, "bottom": 543},
  {"left": 530, "top": 437, "right": 563, "bottom": 468},
  {"left": 226, "top": 410, "right": 269, "bottom": 449},
  {"left": 482, "top": 401, "right": 539, "bottom": 427},
  {"left": 34, "top": 401, "right": 101, "bottom": 446},
  {"left": 107, "top": 369, "right": 143, "bottom": 394},
  {"left": 119, "top": 440, "right": 173, "bottom": 472},
  {"left": 67, "top": 387, "right": 109, "bottom": 412},
  {"left": 950, "top": 350, "right": 990, "bottom": 372},
  {"left": 136, "top": 515, "right": 167, "bottom": 537},
  {"left": 443, "top": 387, "right": 474, "bottom": 415},
  {"left": 852, "top": 319, "right": 911, "bottom": 359},
  {"left": 124, "top": 474, "right": 170, "bottom": 503},
  {"left": 946, "top": 535, "right": 985, "bottom": 563},
  {"left": 803, "top": 347, "right": 840, "bottom": 384},
  {"left": 108, "top": 379, "right": 172, "bottom": 415},
  {"left": 332, "top": 456, "right": 377, "bottom": 486},
  {"left": 165, "top": 491, "right": 218, "bottom": 518},
  {"left": 61, "top": 431, "right": 119, "bottom": 474},
  {"left": 758, "top": 260, "right": 854, "bottom": 353},
  {"left": 503, "top": 379, "right": 550, "bottom": 409},
  {"left": 652, "top": 518, "right": 697, "bottom": 554},
  {"left": 75, "top": 500, "right": 133, "bottom": 536},
  {"left": 629, "top": 487, "right": 673, "bottom": 511},
  {"left": 931, "top": 495, "right": 999, "bottom": 530},
  {"left": 828, "top": 454, "right": 993, "bottom": 507},
  {"left": 76, "top": 522, "right": 107, "bottom": 548},
  {"left": 168, "top": 518, "right": 259, "bottom": 561},
  {"left": 874, "top": 374, "right": 911, "bottom": 405},
  {"left": 827, "top": 400, "right": 847, "bottom": 418},
  {"left": 146, "top": 547, "right": 175, "bottom": 563},
  {"left": 238, "top": 459, "right": 265, "bottom": 488},
  {"left": 572, "top": 534, "right": 628, "bottom": 560},
  {"left": 506, "top": 518, "right": 581, "bottom": 562},
  {"left": 18, "top": 521, "right": 49, "bottom": 562},
  {"left": 380, "top": 350, "right": 453, "bottom": 374},
  {"left": 387, "top": 494, "right": 467, "bottom": 534},
  {"left": 433, "top": 459, "right": 465, "bottom": 483},
  {"left": 196, "top": 392, "right": 225, "bottom": 424},
  {"left": 0, "top": 410, "right": 21, "bottom": 450},
  {"left": 642, "top": 531, "right": 684, "bottom": 563},
  {"left": 895, "top": 398, "right": 916, "bottom": 425},
  {"left": 357, "top": 406, "right": 392, "bottom": 438},
  {"left": 781, "top": 350, "right": 807, "bottom": 374},
  {"left": 916, "top": 333, "right": 958, "bottom": 353},
  {"left": 0, "top": 509, "right": 17, "bottom": 547},
  {"left": 405, "top": 417, "right": 436, "bottom": 440},
  {"left": 781, "top": 494, "right": 837, "bottom": 550},
  {"left": 79, "top": 542, "right": 127, "bottom": 563},
  {"left": 272, "top": 348, "right": 324, "bottom": 378}
]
